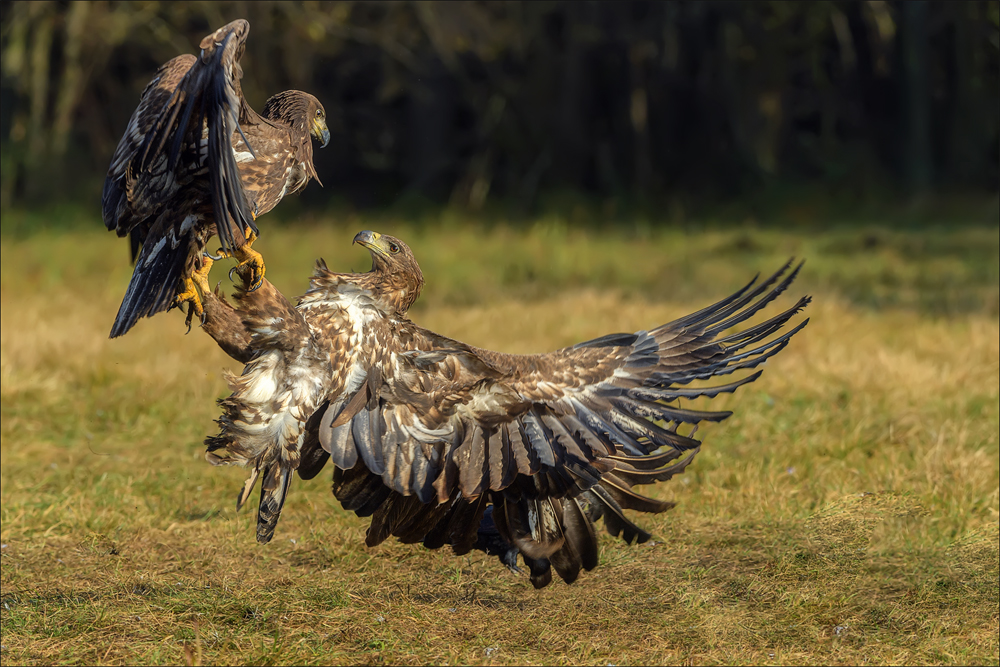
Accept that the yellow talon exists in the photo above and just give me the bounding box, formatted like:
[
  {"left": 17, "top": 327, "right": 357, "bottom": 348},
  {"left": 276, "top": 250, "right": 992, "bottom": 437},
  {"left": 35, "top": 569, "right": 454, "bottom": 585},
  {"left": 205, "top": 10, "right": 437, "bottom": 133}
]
[
  {"left": 213, "top": 226, "right": 265, "bottom": 292},
  {"left": 173, "top": 255, "right": 216, "bottom": 333},
  {"left": 173, "top": 277, "right": 204, "bottom": 334},
  {"left": 191, "top": 255, "right": 215, "bottom": 295}
]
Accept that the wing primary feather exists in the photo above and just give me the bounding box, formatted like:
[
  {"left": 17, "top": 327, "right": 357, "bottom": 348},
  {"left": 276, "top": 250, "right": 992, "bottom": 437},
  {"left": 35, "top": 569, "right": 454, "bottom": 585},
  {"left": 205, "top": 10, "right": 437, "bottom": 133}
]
[
  {"left": 702, "top": 260, "right": 803, "bottom": 334},
  {"left": 650, "top": 317, "right": 810, "bottom": 385},
  {"left": 607, "top": 446, "right": 684, "bottom": 469},
  {"left": 613, "top": 396, "right": 732, "bottom": 425},
  {"left": 665, "top": 258, "right": 794, "bottom": 332},
  {"left": 627, "top": 372, "right": 761, "bottom": 402},
  {"left": 598, "top": 472, "right": 676, "bottom": 513},
  {"left": 712, "top": 298, "right": 811, "bottom": 354},
  {"left": 574, "top": 332, "right": 638, "bottom": 349},
  {"left": 610, "top": 449, "right": 700, "bottom": 485},
  {"left": 586, "top": 484, "right": 652, "bottom": 545}
]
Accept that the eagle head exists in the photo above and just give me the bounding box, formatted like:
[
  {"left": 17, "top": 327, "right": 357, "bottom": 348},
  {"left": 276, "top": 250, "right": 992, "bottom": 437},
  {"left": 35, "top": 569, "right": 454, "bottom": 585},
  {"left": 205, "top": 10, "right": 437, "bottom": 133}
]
[
  {"left": 262, "top": 91, "right": 330, "bottom": 148},
  {"left": 353, "top": 230, "right": 424, "bottom": 315},
  {"left": 309, "top": 100, "right": 330, "bottom": 149}
]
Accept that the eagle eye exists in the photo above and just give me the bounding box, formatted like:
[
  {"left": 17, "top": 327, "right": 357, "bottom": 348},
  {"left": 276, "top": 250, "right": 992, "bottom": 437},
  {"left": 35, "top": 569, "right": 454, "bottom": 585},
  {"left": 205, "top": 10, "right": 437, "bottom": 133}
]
[
  {"left": 316, "top": 109, "right": 322, "bottom": 117},
  {"left": 388, "top": 242, "right": 400, "bottom": 254}
]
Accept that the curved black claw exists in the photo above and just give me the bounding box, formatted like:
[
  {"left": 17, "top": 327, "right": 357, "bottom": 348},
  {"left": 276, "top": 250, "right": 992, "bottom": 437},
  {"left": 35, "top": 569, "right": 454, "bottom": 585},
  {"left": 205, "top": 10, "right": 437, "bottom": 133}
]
[
  {"left": 184, "top": 303, "right": 195, "bottom": 335},
  {"left": 207, "top": 249, "right": 228, "bottom": 262},
  {"left": 228, "top": 264, "right": 263, "bottom": 292}
]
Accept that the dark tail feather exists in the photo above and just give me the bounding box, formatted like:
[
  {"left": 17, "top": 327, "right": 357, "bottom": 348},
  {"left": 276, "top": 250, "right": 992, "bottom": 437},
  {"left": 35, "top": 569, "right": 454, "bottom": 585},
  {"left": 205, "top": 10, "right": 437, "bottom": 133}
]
[
  {"left": 256, "top": 462, "right": 292, "bottom": 544},
  {"left": 109, "top": 230, "right": 187, "bottom": 338}
]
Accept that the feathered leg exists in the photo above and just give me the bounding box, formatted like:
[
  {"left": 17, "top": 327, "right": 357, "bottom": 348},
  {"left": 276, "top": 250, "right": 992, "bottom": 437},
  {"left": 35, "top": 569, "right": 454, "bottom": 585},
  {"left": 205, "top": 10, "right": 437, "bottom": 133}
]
[{"left": 195, "top": 255, "right": 257, "bottom": 363}]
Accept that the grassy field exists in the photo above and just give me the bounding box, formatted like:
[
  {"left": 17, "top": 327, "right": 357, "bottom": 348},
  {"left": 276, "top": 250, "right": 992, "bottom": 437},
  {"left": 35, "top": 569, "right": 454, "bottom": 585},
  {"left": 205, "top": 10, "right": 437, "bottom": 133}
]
[{"left": 1, "top": 210, "right": 998, "bottom": 665}]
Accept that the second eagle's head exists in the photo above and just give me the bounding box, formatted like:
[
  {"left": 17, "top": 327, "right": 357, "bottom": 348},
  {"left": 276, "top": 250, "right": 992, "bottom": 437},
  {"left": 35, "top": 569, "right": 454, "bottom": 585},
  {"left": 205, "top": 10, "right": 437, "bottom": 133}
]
[{"left": 353, "top": 230, "right": 424, "bottom": 315}]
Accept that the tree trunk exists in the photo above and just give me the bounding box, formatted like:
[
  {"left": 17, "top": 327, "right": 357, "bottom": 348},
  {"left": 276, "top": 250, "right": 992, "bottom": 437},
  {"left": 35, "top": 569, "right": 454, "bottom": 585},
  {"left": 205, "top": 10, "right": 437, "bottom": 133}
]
[{"left": 898, "top": 0, "right": 933, "bottom": 192}]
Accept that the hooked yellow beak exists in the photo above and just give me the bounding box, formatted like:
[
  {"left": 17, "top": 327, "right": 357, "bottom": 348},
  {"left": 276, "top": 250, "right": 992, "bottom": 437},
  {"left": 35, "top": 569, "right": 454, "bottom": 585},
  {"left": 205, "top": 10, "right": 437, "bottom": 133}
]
[
  {"left": 311, "top": 116, "right": 330, "bottom": 148},
  {"left": 353, "top": 230, "right": 386, "bottom": 257}
]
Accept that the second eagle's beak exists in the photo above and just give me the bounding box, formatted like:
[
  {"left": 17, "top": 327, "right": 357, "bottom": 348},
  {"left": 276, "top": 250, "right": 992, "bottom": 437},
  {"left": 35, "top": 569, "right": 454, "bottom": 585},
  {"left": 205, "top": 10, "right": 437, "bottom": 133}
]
[
  {"left": 354, "top": 230, "right": 385, "bottom": 256},
  {"left": 312, "top": 117, "right": 330, "bottom": 148}
]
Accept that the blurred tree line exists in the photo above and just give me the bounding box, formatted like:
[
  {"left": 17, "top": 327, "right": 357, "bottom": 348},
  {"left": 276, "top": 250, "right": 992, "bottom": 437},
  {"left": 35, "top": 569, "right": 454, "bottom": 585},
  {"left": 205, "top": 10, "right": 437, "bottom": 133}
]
[{"left": 1, "top": 1, "right": 997, "bottom": 214}]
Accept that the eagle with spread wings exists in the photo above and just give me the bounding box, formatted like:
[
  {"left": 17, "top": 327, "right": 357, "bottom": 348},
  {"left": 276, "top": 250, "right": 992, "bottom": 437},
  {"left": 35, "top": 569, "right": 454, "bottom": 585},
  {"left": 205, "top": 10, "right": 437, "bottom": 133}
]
[
  {"left": 197, "top": 233, "right": 809, "bottom": 588},
  {"left": 102, "top": 19, "right": 329, "bottom": 338}
]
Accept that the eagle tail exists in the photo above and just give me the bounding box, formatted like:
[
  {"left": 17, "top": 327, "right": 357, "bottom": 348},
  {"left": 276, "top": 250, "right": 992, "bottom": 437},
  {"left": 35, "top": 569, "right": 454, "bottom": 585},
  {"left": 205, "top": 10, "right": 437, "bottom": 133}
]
[
  {"left": 256, "top": 461, "right": 292, "bottom": 544},
  {"left": 109, "top": 227, "right": 190, "bottom": 338}
]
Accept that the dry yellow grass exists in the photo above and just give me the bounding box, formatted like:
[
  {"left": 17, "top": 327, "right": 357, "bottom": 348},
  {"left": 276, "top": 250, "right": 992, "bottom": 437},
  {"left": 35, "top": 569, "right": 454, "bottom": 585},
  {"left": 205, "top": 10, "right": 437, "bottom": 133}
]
[{"left": 1, "top": 220, "right": 997, "bottom": 665}]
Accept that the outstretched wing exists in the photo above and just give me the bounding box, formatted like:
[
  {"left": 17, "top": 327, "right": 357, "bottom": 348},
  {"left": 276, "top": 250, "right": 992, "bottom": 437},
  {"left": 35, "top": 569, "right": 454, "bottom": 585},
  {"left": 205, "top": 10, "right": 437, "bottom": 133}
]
[
  {"left": 316, "top": 261, "right": 810, "bottom": 586},
  {"left": 102, "top": 18, "right": 255, "bottom": 258}
]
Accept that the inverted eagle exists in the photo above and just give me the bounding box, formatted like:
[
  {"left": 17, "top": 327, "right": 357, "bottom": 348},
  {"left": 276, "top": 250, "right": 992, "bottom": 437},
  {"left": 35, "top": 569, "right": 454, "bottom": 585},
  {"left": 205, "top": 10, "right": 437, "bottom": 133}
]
[
  {"left": 102, "top": 19, "right": 329, "bottom": 338},
  {"left": 197, "top": 233, "right": 809, "bottom": 588}
]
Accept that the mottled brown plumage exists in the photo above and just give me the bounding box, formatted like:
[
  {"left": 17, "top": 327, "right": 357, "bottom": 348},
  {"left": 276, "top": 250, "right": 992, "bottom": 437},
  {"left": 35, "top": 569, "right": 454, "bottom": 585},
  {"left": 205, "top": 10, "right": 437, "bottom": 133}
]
[
  {"left": 103, "top": 19, "right": 329, "bottom": 338},
  {"left": 201, "top": 233, "right": 810, "bottom": 588}
]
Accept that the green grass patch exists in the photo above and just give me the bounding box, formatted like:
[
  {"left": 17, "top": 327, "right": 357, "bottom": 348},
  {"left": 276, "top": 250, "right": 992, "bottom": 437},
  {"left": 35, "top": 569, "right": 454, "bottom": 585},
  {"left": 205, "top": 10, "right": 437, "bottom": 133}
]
[{"left": 2, "top": 213, "right": 998, "bottom": 665}]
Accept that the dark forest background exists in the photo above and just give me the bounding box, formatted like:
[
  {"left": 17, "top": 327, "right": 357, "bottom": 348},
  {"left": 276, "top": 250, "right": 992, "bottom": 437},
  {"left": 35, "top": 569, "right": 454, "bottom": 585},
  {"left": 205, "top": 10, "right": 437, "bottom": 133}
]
[{"left": 1, "top": 1, "right": 998, "bottom": 218}]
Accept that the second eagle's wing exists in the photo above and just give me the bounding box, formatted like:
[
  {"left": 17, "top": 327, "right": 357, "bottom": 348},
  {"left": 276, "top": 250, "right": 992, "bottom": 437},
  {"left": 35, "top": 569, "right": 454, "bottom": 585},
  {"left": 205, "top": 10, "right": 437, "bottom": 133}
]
[{"left": 315, "top": 262, "right": 810, "bottom": 587}]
